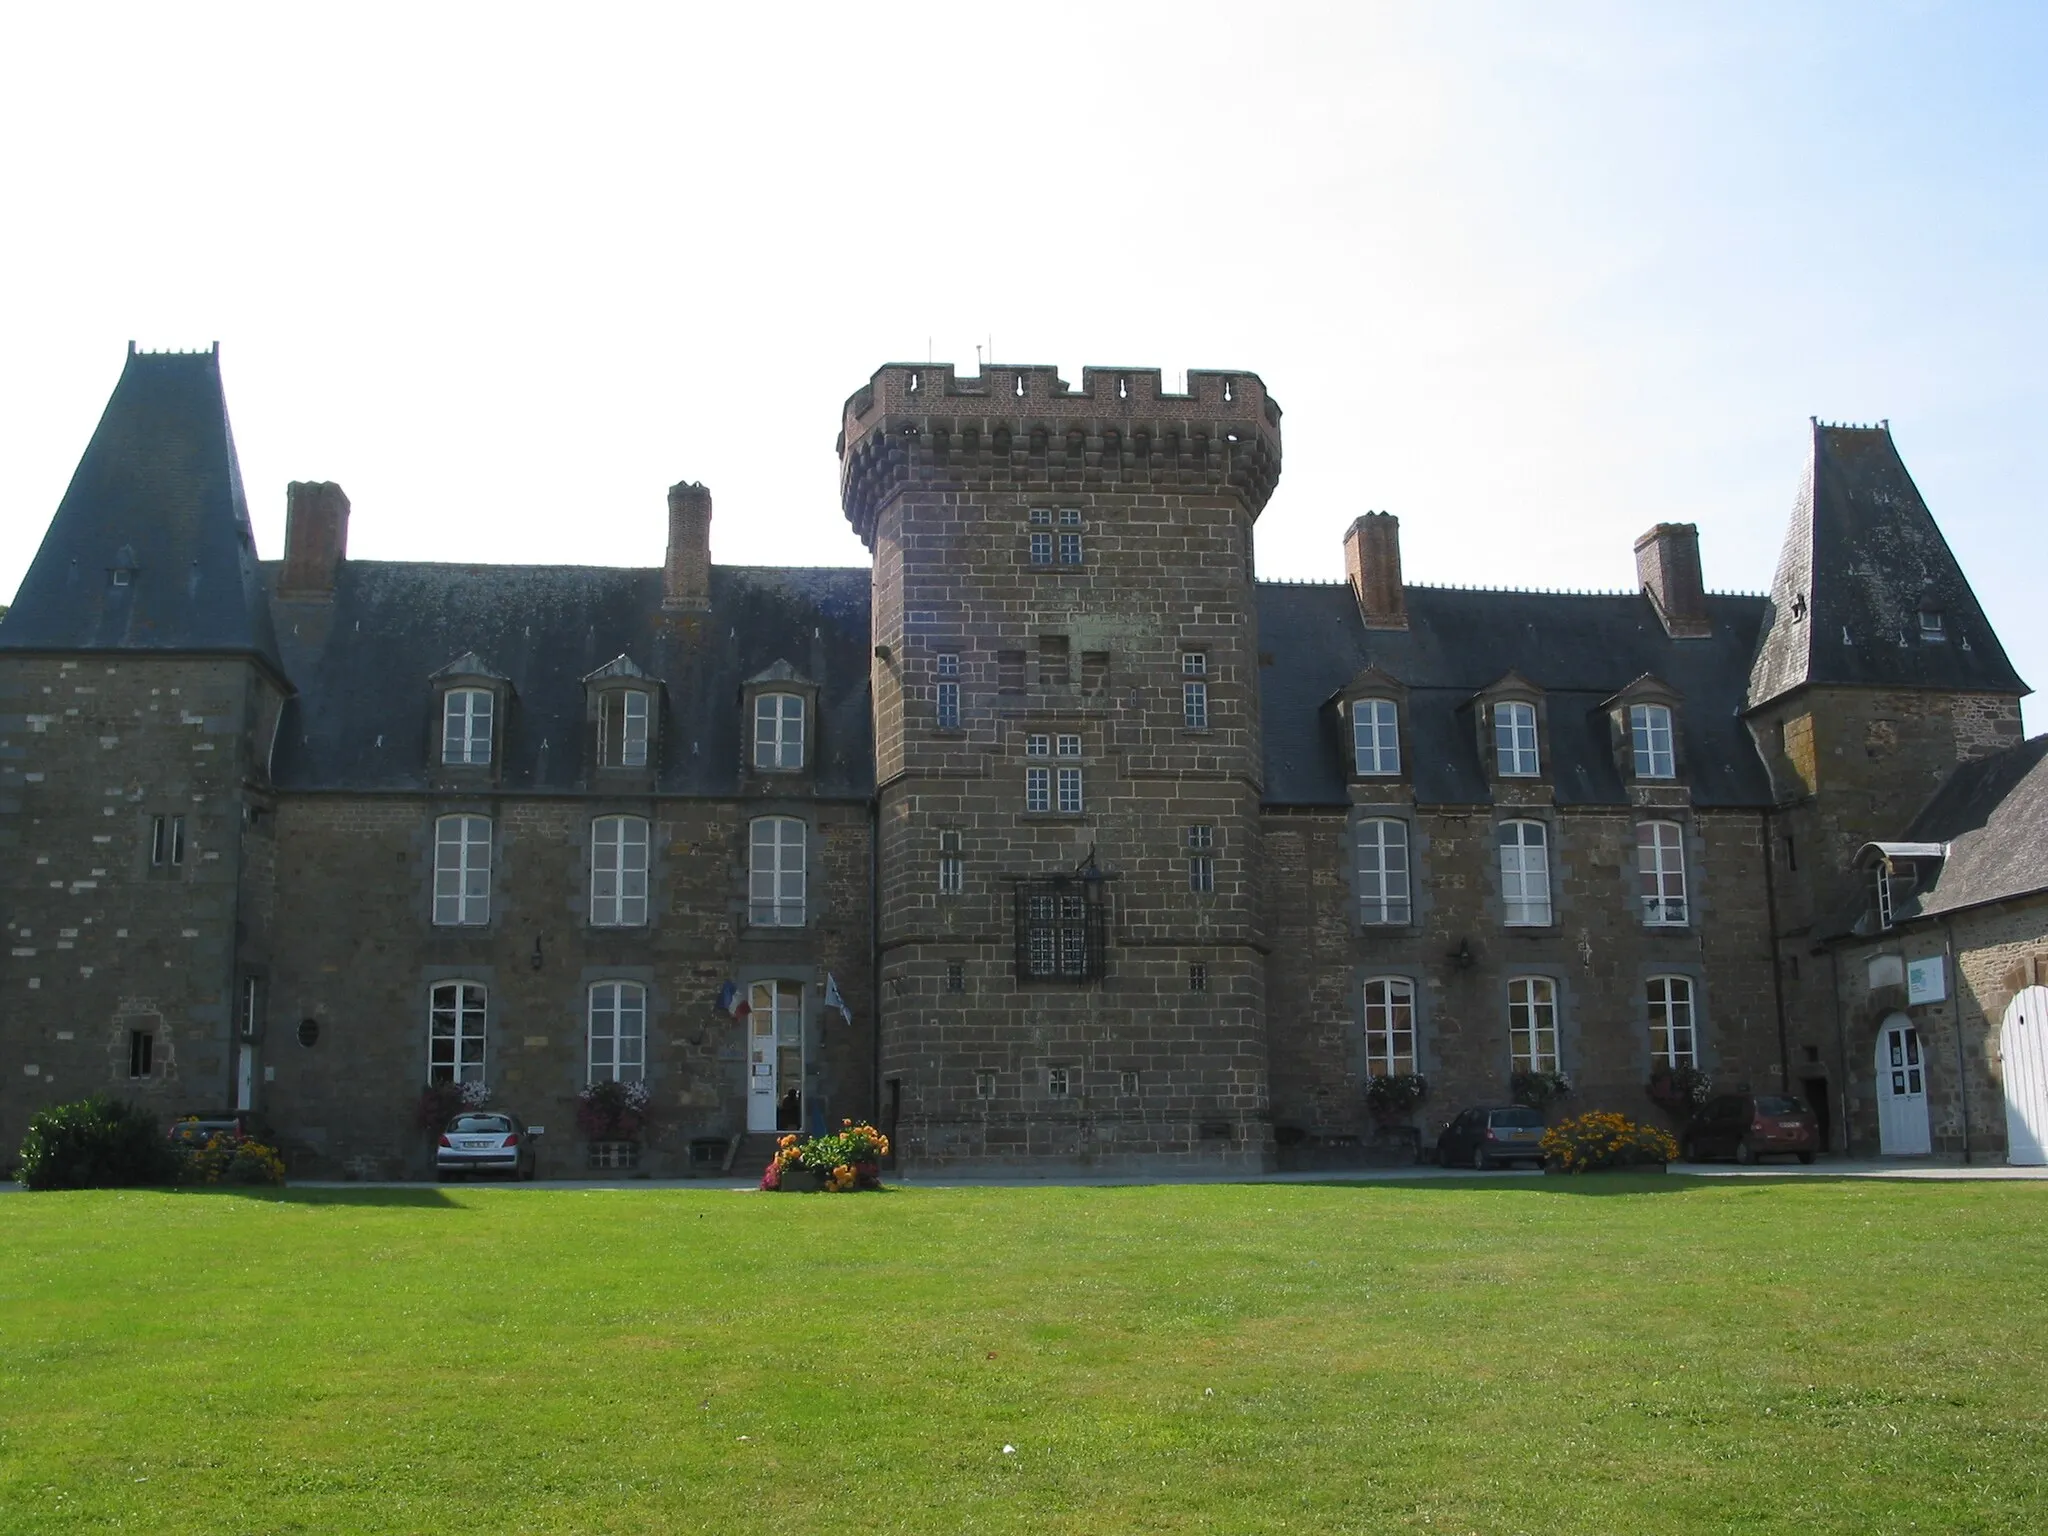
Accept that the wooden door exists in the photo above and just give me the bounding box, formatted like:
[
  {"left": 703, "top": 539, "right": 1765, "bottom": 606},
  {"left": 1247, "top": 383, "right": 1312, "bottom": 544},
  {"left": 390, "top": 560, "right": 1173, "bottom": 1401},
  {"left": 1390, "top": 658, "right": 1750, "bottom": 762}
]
[{"left": 1999, "top": 986, "right": 2048, "bottom": 1166}]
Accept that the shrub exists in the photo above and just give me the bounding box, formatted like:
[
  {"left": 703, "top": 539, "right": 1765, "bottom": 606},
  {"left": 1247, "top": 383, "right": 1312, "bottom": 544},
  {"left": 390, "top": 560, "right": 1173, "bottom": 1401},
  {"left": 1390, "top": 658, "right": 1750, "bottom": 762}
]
[
  {"left": 1511, "top": 1070, "right": 1573, "bottom": 1111},
  {"left": 1540, "top": 1111, "right": 1678, "bottom": 1173},
  {"left": 576, "top": 1079, "right": 651, "bottom": 1141},
  {"left": 1646, "top": 1065, "right": 1713, "bottom": 1115},
  {"left": 1364, "top": 1072, "right": 1428, "bottom": 1124},
  {"left": 16, "top": 1097, "right": 178, "bottom": 1190},
  {"left": 765, "top": 1121, "right": 890, "bottom": 1191},
  {"left": 176, "top": 1133, "right": 287, "bottom": 1186}
]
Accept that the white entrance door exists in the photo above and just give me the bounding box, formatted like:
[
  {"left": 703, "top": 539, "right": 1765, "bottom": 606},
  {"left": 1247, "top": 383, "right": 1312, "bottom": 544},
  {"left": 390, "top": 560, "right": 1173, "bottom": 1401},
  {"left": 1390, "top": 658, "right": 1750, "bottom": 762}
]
[
  {"left": 1875, "top": 1014, "right": 1931, "bottom": 1156},
  {"left": 746, "top": 1008, "right": 778, "bottom": 1132},
  {"left": 1998, "top": 986, "right": 2048, "bottom": 1166}
]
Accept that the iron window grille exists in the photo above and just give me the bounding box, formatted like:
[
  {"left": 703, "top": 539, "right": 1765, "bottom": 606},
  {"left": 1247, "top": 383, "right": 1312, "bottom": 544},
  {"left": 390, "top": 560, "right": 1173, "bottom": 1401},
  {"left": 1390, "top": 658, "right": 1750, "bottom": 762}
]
[{"left": 1014, "top": 876, "right": 1107, "bottom": 984}]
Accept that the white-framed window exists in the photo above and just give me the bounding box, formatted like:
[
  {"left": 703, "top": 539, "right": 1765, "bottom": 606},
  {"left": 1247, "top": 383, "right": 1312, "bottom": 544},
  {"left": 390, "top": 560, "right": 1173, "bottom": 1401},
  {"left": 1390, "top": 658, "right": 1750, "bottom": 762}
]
[
  {"left": 1508, "top": 975, "right": 1559, "bottom": 1073},
  {"left": 1030, "top": 507, "right": 1054, "bottom": 525},
  {"left": 587, "top": 981, "right": 646, "bottom": 1083},
  {"left": 1056, "top": 734, "right": 1081, "bottom": 757},
  {"left": 1648, "top": 975, "right": 1697, "bottom": 1069},
  {"left": 1875, "top": 865, "right": 1895, "bottom": 930},
  {"left": 754, "top": 692, "right": 804, "bottom": 771},
  {"left": 1059, "top": 530, "right": 1083, "bottom": 565},
  {"left": 1047, "top": 1066, "right": 1071, "bottom": 1097},
  {"left": 590, "top": 815, "right": 650, "bottom": 927},
  {"left": 1637, "top": 820, "right": 1688, "bottom": 925},
  {"left": 1057, "top": 766, "right": 1083, "bottom": 814},
  {"left": 975, "top": 1070, "right": 997, "bottom": 1100},
  {"left": 1026, "top": 733, "right": 1050, "bottom": 756},
  {"left": 1363, "top": 977, "right": 1417, "bottom": 1076},
  {"left": 1025, "top": 765, "right": 1051, "bottom": 813},
  {"left": 442, "top": 688, "right": 494, "bottom": 766},
  {"left": 150, "top": 813, "right": 186, "bottom": 867},
  {"left": 1188, "top": 824, "right": 1215, "bottom": 893},
  {"left": 432, "top": 813, "right": 492, "bottom": 926},
  {"left": 1030, "top": 531, "right": 1054, "bottom": 564},
  {"left": 1495, "top": 700, "right": 1540, "bottom": 777},
  {"left": 936, "top": 653, "right": 961, "bottom": 730},
  {"left": 1353, "top": 698, "right": 1400, "bottom": 776},
  {"left": 600, "top": 690, "right": 651, "bottom": 768},
  {"left": 1357, "top": 817, "right": 1412, "bottom": 926},
  {"left": 748, "top": 816, "right": 807, "bottom": 927},
  {"left": 1059, "top": 508, "right": 1081, "bottom": 526},
  {"left": 1498, "top": 820, "right": 1551, "bottom": 926},
  {"left": 938, "top": 830, "right": 963, "bottom": 895},
  {"left": 1181, "top": 651, "right": 1209, "bottom": 730},
  {"left": 1629, "top": 703, "right": 1675, "bottom": 779},
  {"left": 1919, "top": 609, "right": 1945, "bottom": 641},
  {"left": 428, "top": 981, "right": 487, "bottom": 1085}
]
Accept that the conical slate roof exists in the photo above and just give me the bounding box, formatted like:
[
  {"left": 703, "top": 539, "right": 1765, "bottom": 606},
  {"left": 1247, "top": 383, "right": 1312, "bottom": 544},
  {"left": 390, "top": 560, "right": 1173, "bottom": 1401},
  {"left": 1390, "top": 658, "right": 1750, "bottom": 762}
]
[
  {"left": 1747, "top": 423, "right": 2026, "bottom": 710},
  {"left": 0, "top": 345, "right": 284, "bottom": 675}
]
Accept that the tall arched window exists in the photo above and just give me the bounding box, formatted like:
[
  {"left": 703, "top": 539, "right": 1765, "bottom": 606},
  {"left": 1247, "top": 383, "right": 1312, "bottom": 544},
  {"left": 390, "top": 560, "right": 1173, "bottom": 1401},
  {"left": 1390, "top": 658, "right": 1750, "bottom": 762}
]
[
  {"left": 1648, "top": 975, "right": 1697, "bottom": 1069},
  {"left": 1508, "top": 976, "right": 1559, "bottom": 1073},
  {"left": 590, "top": 815, "right": 650, "bottom": 926},
  {"left": 1363, "top": 977, "right": 1417, "bottom": 1076},
  {"left": 432, "top": 814, "right": 491, "bottom": 926},
  {"left": 754, "top": 693, "right": 805, "bottom": 770},
  {"left": 442, "top": 689, "right": 494, "bottom": 765},
  {"left": 1356, "top": 818, "right": 1411, "bottom": 925},
  {"left": 1637, "top": 821, "right": 1688, "bottom": 925},
  {"left": 749, "top": 816, "right": 807, "bottom": 926},
  {"left": 588, "top": 982, "right": 647, "bottom": 1083},
  {"left": 1353, "top": 698, "right": 1400, "bottom": 776},
  {"left": 428, "top": 981, "right": 487, "bottom": 1084},
  {"left": 1498, "top": 820, "right": 1551, "bottom": 926}
]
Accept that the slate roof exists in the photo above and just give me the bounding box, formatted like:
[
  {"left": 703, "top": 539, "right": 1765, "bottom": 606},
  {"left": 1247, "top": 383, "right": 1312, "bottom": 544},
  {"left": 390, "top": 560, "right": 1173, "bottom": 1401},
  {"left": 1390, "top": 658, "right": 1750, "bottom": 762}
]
[
  {"left": 1257, "top": 582, "right": 1775, "bottom": 808},
  {"left": 1879, "top": 735, "right": 2048, "bottom": 922},
  {"left": 0, "top": 347, "right": 284, "bottom": 675},
  {"left": 268, "top": 562, "right": 873, "bottom": 796},
  {"left": 1748, "top": 423, "right": 2028, "bottom": 710}
]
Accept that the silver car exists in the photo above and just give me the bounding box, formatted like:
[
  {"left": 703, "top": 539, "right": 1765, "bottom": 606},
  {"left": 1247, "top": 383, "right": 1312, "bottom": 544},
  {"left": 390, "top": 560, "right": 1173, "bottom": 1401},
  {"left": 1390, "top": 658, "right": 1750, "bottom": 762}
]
[{"left": 436, "top": 1111, "right": 536, "bottom": 1180}]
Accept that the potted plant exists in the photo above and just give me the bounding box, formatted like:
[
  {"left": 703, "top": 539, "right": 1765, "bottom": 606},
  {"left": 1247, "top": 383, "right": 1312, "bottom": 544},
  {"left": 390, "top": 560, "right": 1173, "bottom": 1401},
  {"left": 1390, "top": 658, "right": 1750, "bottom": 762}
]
[
  {"left": 1510, "top": 1069, "right": 1573, "bottom": 1114},
  {"left": 578, "top": 1080, "right": 652, "bottom": 1171}
]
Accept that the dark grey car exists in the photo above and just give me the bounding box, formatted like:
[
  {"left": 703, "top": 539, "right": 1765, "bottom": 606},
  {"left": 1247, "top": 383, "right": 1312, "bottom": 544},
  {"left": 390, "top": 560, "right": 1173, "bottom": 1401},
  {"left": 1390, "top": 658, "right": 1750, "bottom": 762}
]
[{"left": 1436, "top": 1106, "right": 1547, "bottom": 1170}]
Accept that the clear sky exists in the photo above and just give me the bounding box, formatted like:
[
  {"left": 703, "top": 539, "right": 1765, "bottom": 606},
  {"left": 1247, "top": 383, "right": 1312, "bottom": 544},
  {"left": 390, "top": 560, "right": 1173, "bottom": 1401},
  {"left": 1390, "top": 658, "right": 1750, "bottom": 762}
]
[{"left": 3, "top": 2, "right": 2042, "bottom": 730}]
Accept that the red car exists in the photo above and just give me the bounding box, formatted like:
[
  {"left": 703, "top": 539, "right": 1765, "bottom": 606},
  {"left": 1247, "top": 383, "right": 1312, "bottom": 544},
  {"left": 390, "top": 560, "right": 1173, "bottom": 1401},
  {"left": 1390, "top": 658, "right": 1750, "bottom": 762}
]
[{"left": 1683, "top": 1093, "right": 1819, "bottom": 1164}]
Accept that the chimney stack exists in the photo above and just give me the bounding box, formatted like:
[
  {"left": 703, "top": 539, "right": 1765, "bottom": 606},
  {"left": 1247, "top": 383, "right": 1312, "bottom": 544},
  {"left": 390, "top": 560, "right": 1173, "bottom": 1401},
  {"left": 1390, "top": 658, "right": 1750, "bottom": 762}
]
[
  {"left": 277, "top": 481, "right": 349, "bottom": 600},
  {"left": 664, "top": 481, "right": 713, "bottom": 611},
  {"left": 1634, "top": 523, "right": 1712, "bottom": 638},
  {"left": 1344, "top": 512, "right": 1407, "bottom": 630}
]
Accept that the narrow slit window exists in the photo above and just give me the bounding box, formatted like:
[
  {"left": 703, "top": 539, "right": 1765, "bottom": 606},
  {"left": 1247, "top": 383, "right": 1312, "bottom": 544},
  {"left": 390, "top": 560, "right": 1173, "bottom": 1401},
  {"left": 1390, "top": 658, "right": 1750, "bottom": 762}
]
[
  {"left": 1188, "top": 824, "right": 1216, "bottom": 893},
  {"left": 938, "top": 830, "right": 963, "bottom": 895},
  {"left": 128, "top": 1029, "right": 155, "bottom": 1079},
  {"left": 935, "top": 653, "right": 961, "bottom": 730}
]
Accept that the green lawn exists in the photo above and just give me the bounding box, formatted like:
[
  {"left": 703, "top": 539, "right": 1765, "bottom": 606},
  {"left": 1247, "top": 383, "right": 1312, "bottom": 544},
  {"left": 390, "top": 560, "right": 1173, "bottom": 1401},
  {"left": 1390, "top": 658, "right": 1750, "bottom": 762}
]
[{"left": 2, "top": 1177, "right": 2045, "bottom": 1534}]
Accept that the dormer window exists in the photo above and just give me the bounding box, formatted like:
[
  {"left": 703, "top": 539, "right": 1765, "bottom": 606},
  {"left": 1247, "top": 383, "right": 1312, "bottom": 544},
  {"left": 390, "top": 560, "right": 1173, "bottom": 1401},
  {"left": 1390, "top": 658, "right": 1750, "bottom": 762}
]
[
  {"left": 600, "top": 690, "right": 651, "bottom": 768},
  {"left": 754, "top": 692, "right": 805, "bottom": 770},
  {"left": 1495, "top": 701, "right": 1540, "bottom": 777},
  {"left": 1353, "top": 698, "right": 1400, "bottom": 776},
  {"left": 1918, "top": 609, "right": 1946, "bottom": 642},
  {"left": 1628, "top": 703, "right": 1675, "bottom": 779},
  {"left": 443, "top": 688, "right": 494, "bottom": 766}
]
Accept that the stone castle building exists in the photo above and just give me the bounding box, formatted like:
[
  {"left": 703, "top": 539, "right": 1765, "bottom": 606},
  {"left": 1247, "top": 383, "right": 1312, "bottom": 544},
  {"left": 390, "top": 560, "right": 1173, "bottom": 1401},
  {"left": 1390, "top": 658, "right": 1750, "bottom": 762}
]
[{"left": 1, "top": 346, "right": 2039, "bottom": 1175}]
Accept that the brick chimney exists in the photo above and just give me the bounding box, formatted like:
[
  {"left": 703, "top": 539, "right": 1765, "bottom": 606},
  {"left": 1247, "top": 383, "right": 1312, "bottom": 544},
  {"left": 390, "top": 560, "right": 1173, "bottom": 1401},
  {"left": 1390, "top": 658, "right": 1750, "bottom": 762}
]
[
  {"left": 664, "top": 481, "right": 712, "bottom": 611},
  {"left": 1344, "top": 512, "right": 1407, "bottom": 630},
  {"left": 1634, "top": 523, "right": 1712, "bottom": 638},
  {"left": 276, "top": 481, "right": 349, "bottom": 600}
]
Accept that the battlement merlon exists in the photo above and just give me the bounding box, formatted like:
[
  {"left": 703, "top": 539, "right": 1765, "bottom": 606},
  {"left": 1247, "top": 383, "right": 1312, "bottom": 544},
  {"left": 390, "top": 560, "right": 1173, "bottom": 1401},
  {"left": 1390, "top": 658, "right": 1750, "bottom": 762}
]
[{"left": 835, "top": 363, "right": 1283, "bottom": 548}]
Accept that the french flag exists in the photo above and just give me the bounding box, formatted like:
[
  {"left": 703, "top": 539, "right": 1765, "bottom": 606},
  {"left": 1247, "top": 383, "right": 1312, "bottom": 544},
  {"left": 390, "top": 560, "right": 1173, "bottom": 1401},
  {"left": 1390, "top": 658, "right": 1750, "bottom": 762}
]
[{"left": 715, "top": 981, "right": 751, "bottom": 1021}]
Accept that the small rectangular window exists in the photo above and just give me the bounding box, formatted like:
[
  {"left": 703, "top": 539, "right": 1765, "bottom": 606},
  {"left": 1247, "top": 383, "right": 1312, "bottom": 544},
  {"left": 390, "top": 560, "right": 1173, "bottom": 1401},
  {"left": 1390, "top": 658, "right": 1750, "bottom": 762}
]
[
  {"left": 1055, "top": 734, "right": 1081, "bottom": 758},
  {"left": 1059, "top": 508, "right": 1082, "bottom": 526},
  {"left": 1039, "top": 636, "right": 1070, "bottom": 687},
  {"left": 1189, "top": 962, "right": 1207, "bottom": 993},
  {"left": 1919, "top": 610, "right": 1945, "bottom": 641},
  {"left": 601, "top": 690, "right": 652, "bottom": 768},
  {"left": 128, "top": 1029, "right": 154, "bottom": 1079},
  {"left": 1188, "top": 825, "right": 1216, "bottom": 893},
  {"left": 1058, "top": 531, "right": 1083, "bottom": 565},
  {"left": 946, "top": 961, "right": 966, "bottom": 994},
  {"left": 1184, "top": 680, "right": 1209, "bottom": 730},
  {"left": 1047, "top": 1067, "right": 1071, "bottom": 1097},
  {"left": 1120, "top": 1070, "right": 1139, "bottom": 1095},
  {"left": 753, "top": 692, "right": 805, "bottom": 771},
  {"left": 151, "top": 814, "right": 188, "bottom": 869},
  {"left": 938, "top": 830, "right": 963, "bottom": 895},
  {"left": 1026, "top": 766, "right": 1051, "bottom": 813},
  {"left": 1029, "top": 507, "right": 1054, "bottom": 526},
  {"left": 1030, "top": 531, "right": 1054, "bottom": 565},
  {"left": 1057, "top": 766, "right": 1083, "bottom": 814},
  {"left": 1026, "top": 733, "right": 1050, "bottom": 757},
  {"left": 1353, "top": 698, "right": 1400, "bottom": 776},
  {"left": 975, "top": 1069, "right": 997, "bottom": 1099},
  {"left": 935, "top": 654, "right": 961, "bottom": 729}
]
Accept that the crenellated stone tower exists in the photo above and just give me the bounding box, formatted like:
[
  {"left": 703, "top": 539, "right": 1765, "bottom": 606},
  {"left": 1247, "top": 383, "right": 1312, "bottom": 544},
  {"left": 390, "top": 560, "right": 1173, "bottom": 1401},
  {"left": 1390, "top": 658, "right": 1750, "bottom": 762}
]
[{"left": 839, "top": 363, "right": 1282, "bottom": 1171}]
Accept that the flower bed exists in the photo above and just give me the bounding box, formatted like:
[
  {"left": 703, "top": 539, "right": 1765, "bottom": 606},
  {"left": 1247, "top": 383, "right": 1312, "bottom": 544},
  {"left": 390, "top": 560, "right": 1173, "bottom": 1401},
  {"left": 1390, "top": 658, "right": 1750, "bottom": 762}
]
[
  {"left": 762, "top": 1120, "right": 890, "bottom": 1192},
  {"left": 1539, "top": 1111, "right": 1678, "bottom": 1174},
  {"left": 176, "top": 1132, "right": 287, "bottom": 1187}
]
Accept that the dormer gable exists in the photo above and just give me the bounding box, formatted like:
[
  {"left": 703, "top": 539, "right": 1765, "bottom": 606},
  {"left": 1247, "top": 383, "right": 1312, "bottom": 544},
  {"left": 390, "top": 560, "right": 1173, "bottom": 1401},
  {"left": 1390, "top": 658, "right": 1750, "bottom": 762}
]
[
  {"left": 1468, "top": 670, "right": 1547, "bottom": 783},
  {"left": 1599, "top": 673, "right": 1686, "bottom": 785},
  {"left": 1328, "top": 663, "right": 1409, "bottom": 780},
  {"left": 1852, "top": 841, "right": 1949, "bottom": 933},
  {"left": 584, "top": 654, "right": 661, "bottom": 777},
  {"left": 429, "top": 652, "right": 512, "bottom": 776},
  {"left": 743, "top": 658, "right": 819, "bottom": 778}
]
